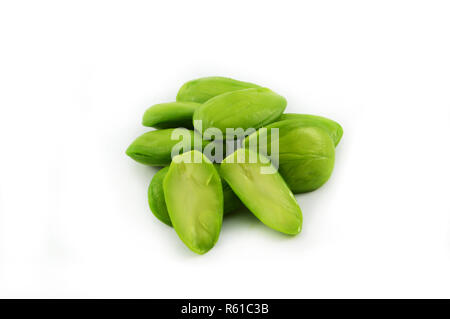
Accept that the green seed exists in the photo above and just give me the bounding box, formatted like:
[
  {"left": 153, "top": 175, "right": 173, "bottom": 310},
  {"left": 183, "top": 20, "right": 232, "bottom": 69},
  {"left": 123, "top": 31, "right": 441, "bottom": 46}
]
[
  {"left": 148, "top": 167, "right": 171, "bottom": 226},
  {"left": 147, "top": 165, "right": 242, "bottom": 228},
  {"left": 193, "top": 88, "right": 287, "bottom": 140},
  {"left": 176, "top": 76, "right": 260, "bottom": 103},
  {"left": 277, "top": 114, "right": 344, "bottom": 146},
  {"left": 245, "top": 123, "right": 335, "bottom": 193},
  {"left": 163, "top": 150, "right": 223, "bottom": 254},
  {"left": 126, "top": 128, "right": 203, "bottom": 166},
  {"left": 142, "top": 101, "right": 201, "bottom": 129},
  {"left": 220, "top": 148, "right": 302, "bottom": 235}
]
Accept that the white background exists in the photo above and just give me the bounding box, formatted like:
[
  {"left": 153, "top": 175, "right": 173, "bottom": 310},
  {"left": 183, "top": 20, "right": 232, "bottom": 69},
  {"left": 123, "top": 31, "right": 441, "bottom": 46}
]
[{"left": 1, "top": 0, "right": 449, "bottom": 298}]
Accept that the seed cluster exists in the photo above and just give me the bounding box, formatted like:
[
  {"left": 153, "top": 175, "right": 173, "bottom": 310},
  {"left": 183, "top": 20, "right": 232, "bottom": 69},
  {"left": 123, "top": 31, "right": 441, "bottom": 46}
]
[{"left": 126, "top": 76, "right": 343, "bottom": 254}]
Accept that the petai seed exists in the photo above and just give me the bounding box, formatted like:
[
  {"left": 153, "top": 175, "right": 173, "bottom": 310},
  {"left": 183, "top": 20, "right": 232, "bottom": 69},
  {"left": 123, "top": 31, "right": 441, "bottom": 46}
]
[
  {"left": 176, "top": 76, "right": 260, "bottom": 103},
  {"left": 277, "top": 114, "right": 344, "bottom": 146},
  {"left": 193, "top": 88, "right": 287, "bottom": 140},
  {"left": 163, "top": 150, "right": 223, "bottom": 254},
  {"left": 126, "top": 128, "right": 204, "bottom": 166},
  {"left": 142, "top": 101, "right": 201, "bottom": 129},
  {"left": 148, "top": 167, "right": 171, "bottom": 226},
  {"left": 148, "top": 165, "right": 243, "bottom": 228},
  {"left": 245, "top": 123, "right": 335, "bottom": 193},
  {"left": 220, "top": 148, "right": 302, "bottom": 235}
]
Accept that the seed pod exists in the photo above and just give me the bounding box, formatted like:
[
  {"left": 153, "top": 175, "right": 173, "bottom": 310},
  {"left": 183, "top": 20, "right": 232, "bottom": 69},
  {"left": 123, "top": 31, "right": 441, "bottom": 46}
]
[
  {"left": 148, "top": 167, "right": 171, "bottom": 226},
  {"left": 277, "top": 114, "right": 344, "bottom": 146},
  {"left": 193, "top": 88, "right": 287, "bottom": 140},
  {"left": 220, "top": 148, "right": 302, "bottom": 235},
  {"left": 176, "top": 76, "right": 260, "bottom": 103},
  {"left": 163, "top": 151, "right": 223, "bottom": 254},
  {"left": 126, "top": 128, "right": 203, "bottom": 166},
  {"left": 142, "top": 101, "right": 201, "bottom": 129},
  {"left": 244, "top": 122, "right": 335, "bottom": 193},
  {"left": 148, "top": 165, "right": 242, "bottom": 228}
]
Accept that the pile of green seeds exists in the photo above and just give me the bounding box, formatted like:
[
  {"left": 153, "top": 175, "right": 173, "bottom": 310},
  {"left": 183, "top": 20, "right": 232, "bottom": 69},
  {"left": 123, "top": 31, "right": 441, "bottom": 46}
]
[{"left": 126, "top": 76, "right": 343, "bottom": 254}]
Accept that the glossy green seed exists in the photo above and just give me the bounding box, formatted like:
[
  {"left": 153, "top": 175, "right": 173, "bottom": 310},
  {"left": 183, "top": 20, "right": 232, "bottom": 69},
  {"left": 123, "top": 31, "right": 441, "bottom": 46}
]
[
  {"left": 220, "top": 148, "right": 302, "bottom": 235},
  {"left": 148, "top": 167, "right": 171, "bottom": 226},
  {"left": 245, "top": 123, "right": 335, "bottom": 193},
  {"left": 193, "top": 88, "right": 287, "bottom": 140},
  {"left": 147, "top": 165, "right": 242, "bottom": 228},
  {"left": 163, "top": 151, "right": 223, "bottom": 254},
  {"left": 142, "top": 101, "right": 201, "bottom": 129},
  {"left": 176, "top": 76, "right": 260, "bottom": 103},
  {"left": 277, "top": 114, "right": 344, "bottom": 146},
  {"left": 126, "top": 128, "right": 203, "bottom": 166}
]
